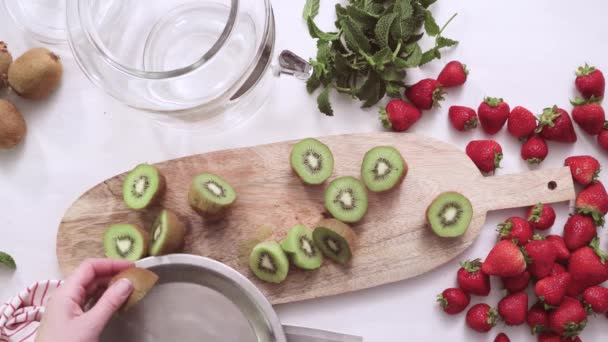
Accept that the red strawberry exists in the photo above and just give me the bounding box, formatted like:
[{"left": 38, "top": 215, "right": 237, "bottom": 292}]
[
  {"left": 564, "top": 155, "right": 601, "bottom": 186},
  {"left": 437, "top": 61, "right": 468, "bottom": 88},
  {"left": 379, "top": 99, "right": 422, "bottom": 132},
  {"left": 508, "top": 106, "right": 537, "bottom": 139},
  {"left": 598, "top": 124, "right": 608, "bottom": 152},
  {"left": 478, "top": 97, "right": 510, "bottom": 135},
  {"left": 571, "top": 96, "right": 606, "bottom": 135},
  {"left": 576, "top": 182, "right": 608, "bottom": 226},
  {"left": 567, "top": 238, "right": 608, "bottom": 296},
  {"left": 546, "top": 235, "right": 570, "bottom": 262},
  {"left": 498, "top": 291, "right": 528, "bottom": 326},
  {"left": 582, "top": 286, "right": 608, "bottom": 313},
  {"left": 538, "top": 333, "right": 581, "bottom": 342},
  {"left": 437, "top": 288, "right": 470, "bottom": 314},
  {"left": 466, "top": 140, "right": 503, "bottom": 173},
  {"left": 563, "top": 214, "right": 597, "bottom": 251},
  {"left": 525, "top": 235, "right": 558, "bottom": 279},
  {"left": 497, "top": 216, "right": 533, "bottom": 246},
  {"left": 575, "top": 63, "right": 605, "bottom": 99},
  {"left": 550, "top": 262, "right": 567, "bottom": 276},
  {"left": 502, "top": 271, "right": 531, "bottom": 293},
  {"left": 405, "top": 78, "right": 444, "bottom": 110},
  {"left": 482, "top": 240, "right": 527, "bottom": 277},
  {"left": 457, "top": 258, "right": 490, "bottom": 296},
  {"left": 535, "top": 272, "right": 571, "bottom": 307},
  {"left": 448, "top": 106, "right": 477, "bottom": 131},
  {"left": 521, "top": 135, "right": 549, "bottom": 164},
  {"left": 527, "top": 203, "right": 556, "bottom": 231},
  {"left": 536, "top": 106, "right": 577, "bottom": 143},
  {"left": 466, "top": 303, "right": 497, "bottom": 333},
  {"left": 548, "top": 297, "right": 587, "bottom": 338},
  {"left": 494, "top": 333, "right": 510, "bottom": 342},
  {"left": 527, "top": 302, "right": 549, "bottom": 335}
]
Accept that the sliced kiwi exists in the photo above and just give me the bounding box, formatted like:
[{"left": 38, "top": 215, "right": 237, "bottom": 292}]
[
  {"left": 188, "top": 172, "right": 236, "bottom": 217},
  {"left": 361, "top": 146, "right": 408, "bottom": 192},
  {"left": 324, "top": 176, "right": 369, "bottom": 223},
  {"left": 280, "top": 224, "right": 323, "bottom": 270},
  {"left": 109, "top": 267, "right": 159, "bottom": 312},
  {"left": 122, "top": 164, "right": 165, "bottom": 210},
  {"left": 313, "top": 219, "right": 357, "bottom": 265},
  {"left": 249, "top": 241, "right": 289, "bottom": 283},
  {"left": 290, "top": 138, "right": 334, "bottom": 185},
  {"left": 103, "top": 224, "right": 150, "bottom": 261},
  {"left": 426, "top": 192, "right": 473, "bottom": 238},
  {"left": 149, "top": 209, "right": 186, "bottom": 256}
]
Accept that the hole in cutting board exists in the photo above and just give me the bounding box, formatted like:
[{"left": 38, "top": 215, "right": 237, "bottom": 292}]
[{"left": 547, "top": 181, "right": 557, "bottom": 190}]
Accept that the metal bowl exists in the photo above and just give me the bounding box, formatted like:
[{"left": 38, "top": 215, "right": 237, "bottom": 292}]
[{"left": 100, "top": 254, "right": 286, "bottom": 342}]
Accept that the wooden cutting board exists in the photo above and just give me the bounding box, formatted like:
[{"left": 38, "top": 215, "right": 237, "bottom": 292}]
[{"left": 57, "top": 133, "right": 575, "bottom": 304}]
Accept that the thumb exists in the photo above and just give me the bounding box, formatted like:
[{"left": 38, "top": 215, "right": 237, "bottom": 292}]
[{"left": 85, "top": 278, "right": 133, "bottom": 331}]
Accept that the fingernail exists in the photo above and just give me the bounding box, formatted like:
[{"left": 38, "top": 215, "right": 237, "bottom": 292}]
[{"left": 114, "top": 278, "right": 133, "bottom": 296}]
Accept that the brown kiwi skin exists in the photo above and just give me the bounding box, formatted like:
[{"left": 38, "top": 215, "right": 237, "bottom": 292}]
[
  {"left": 0, "top": 41, "right": 12, "bottom": 89},
  {"left": 150, "top": 210, "right": 186, "bottom": 256},
  {"left": 0, "top": 100, "right": 26, "bottom": 149},
  {"left": 147, "top": 172, "right": 167, "bottom": 208},
  {"left": 8, "top": 48, "right": 63, "bottom": 100},
  {"left": 109, "top": 267, "right": 159, "bottom": 312},
  {"left": 188, "top": 187, "right": 232, "bottom": 219},
  {"left": 316, "top": 218, "right": 358, "bottom": 254}
]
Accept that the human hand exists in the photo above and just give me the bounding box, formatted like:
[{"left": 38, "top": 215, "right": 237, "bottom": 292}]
[{"left": 35, "top": 259, "right": 134, "bottom": 342}]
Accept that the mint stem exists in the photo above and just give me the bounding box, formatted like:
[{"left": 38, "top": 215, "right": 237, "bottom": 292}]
[{"left": 439, "top": 13, "right": 458, "bottom": 35}]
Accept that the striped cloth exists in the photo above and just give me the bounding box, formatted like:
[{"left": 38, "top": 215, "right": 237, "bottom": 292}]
[{"left": 0, "top": 281, "right": 62, "bottom": 342}]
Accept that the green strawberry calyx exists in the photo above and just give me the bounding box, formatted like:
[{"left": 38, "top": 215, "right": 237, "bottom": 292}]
[
  {"left": 378, "top": 108, "right": 392, "bottom": 129},
  {"left": 577, "top": 207, "right": 605, "bottom": 227},
  {"left": 576, "top": 63, "right": 596, "bottom": 77},
  {"left": 527, "top": 158, "right": 544, "bottom": 165},
  {"left": 432, "top": 86, "right": 446, "bottom": 108},
  {"left": 603, "top": 121, "right": 608, "bottom": 130},
  {"left": 436, "top": 294, "right": 448, "bottom": 308},
  {"left": 461, "top": 258, "right": 482, "bottom": 273},
  {"left": 494, "top": 152, "right": 503, "bottom": 169},
  {"left": 462, "top": 64, "right": 470, "bottom": 76},
  {"left": 528, "top": 203, "right": 543, "bottom": 223},
  {"left": 519, "top": 245, "right": 533, "bottom": 264},
  {"left": 562, "top": 320, "right": 587, "bottom": 338},
  {"left": 464, "top": 117, "right": 477, "bottom": 130},
  {"left": 570, "top": 95, "right": 602, "bottom": 107},
  {"left": 535, "top": 106, "right": 561, "bottom": 133},
  {"left": 592, "top": 169, "right": 601, "bottom": 183},
  {"left": 532, "top": 234, "right": 545, "bottom": 241},
  {"left": 497, "top": 221, "right": 513, "bottom": 237},
  {"left": 487, "top": 307, "right": 498, "bottom": 326},
  {"left": 484, "top": 97, "right": 503, "bottom": 107},
  {"left": 531, "top": 324, "right": 547, "bottom": 335},
  {"left": 589, "top": 237, "right": 608, "bottom": 264}
]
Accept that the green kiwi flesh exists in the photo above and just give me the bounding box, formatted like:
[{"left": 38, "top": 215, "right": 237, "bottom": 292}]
[
  {"left": 122, "top": 164, "right": 165, "bottom": 210},
  {"left": 149, "top": 209, "right": 186, "bottom": 256},
  {"left": 249, "top": 241, "right": 289, "bottom": 283},
  {"left": 426, "top": 192, "right": 473, "bottom": 238},
  {"left": 361, "top": 146, "right": 407, "bottom": 192},
  {"left": 280, "top": 224, "right": 323, "bottom": 270},
  {"left": 324, "top": 176, "right": 368, "bottom": 223},
  {"left": 103, "top": 224, "right": 150, "bottom": 261},
  {"left": 188, "top": 173, "right": 236, "bottom": 216},
  {"left": 313, "top": 219, "right": 357, "bottom": 264},
  {"left": 290, "top": 138, "right": 334, "bottom": 185}
]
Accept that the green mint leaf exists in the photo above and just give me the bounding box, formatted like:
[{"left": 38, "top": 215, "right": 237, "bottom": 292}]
[
  {"left": 334, "top": 53, "right": 354, "bottom": 74},
  {"left": 340, "top": 16, "right": 371, "bottom": 53},
  {"left": 317, "top": 87, "right": 334, "bottom": 116},
  {"left": 302, "top": 0, "right": 320, "bottom": 20},
  {"left": 403, "top": 43, "right": 422, "bottom": 67},
  {"left": 0, "top": 251, "right": 16, "bottom": 270},
  {"left": 379, "top": 66, "right": 405, "bottom": 81},
  {"left": 356, "top": 72, "right": 386, "bottom": 107},
  {"left": 335, "top": 4, "right": 348, "bottom": 19},
  {"left": 390, "top": 0, "right": 414, "bottom": 40},
  {"left": 419, "top": 0, "right": 438, "bottom": 8},
  {"left": 394, "top": 0, "right": 414, "bottom": 19},
  {"left": 424, "top": 10, "right": 440, "bottom": 36},
  {"left": 386, "top": 81, "right": 404, "bottom": 98},
  {"left": 375, "top": 13, "right": 398, "bottom": 48},
  {"left": 306, "top": 74, "right": 321, "bottom": 93},
  {"left": 369, "top": 3, "right": 387, "bottom": 16},
  {"left": 436, "top": 36, "right": 459, "bottom": 48},
  {"left": 405, "top": 32, "right": 424, "bottom": 44},
  {"left": 419, "top": 48, "right": 438, "bottom": 65},
  {"left": 346, "top": 5, "right": 380, "bottom": 31},
  {"left": 307, "top": 17, "right": 340, "bottom": 41},
  {"left": 372, "top": 47, "right": 394, "bottom": 70}
]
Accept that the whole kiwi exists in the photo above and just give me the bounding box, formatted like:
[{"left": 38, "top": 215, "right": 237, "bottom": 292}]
[
  {"left": 0, "top": 99, "right": 26, "bottom": 149},
  {"left": 0, "top": 41, "right": 12, "bottom": 89},
  {"left": 8, "top": 47, "right": 62, "bottom": 99}
]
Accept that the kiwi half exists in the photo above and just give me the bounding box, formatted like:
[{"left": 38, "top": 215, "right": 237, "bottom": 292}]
[
  {"left": 290, "top": 138, "right": 334, "bottom": 185},
  {"left": 324, "top": 176, "right": 368, "bottom": 223},
  {"left": 249, "top": 241, "right": 289, "bottom": 283},
  {"left": 188, "top": 172, "right": 236, "bottom": 217},
  {"left": 280, "top": 224, "right": 323, "bottom": 270},
  {"left": 361, "top": 146, "right": 407, "bottom": 192},
  {"left": 122, "top": 164, "right": 165, "bottom": 210},
  {"left": 313, "top": 219, "right": 357, "bottom": 265},
  {"left": 104, "top": 224, "right": 149, "bottom": 261},
  {"left": 149, "top": 209, "right": 186, "bottom": 256},
  {"left": 109, "top": 267, "right": 159, "bottom": 312},
  {"left": 426, "top": 192, "right": 473, "bottom": 238}
]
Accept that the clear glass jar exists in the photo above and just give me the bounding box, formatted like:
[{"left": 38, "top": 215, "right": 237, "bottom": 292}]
[{"left": 65, "top": 0, "right": 282, "bottom": 131}]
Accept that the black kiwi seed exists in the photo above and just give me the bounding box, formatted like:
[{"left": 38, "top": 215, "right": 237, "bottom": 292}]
[
  {"left": 438, "top": 202, "right": 464, "bottom": 227},
  {"left": 205, "top": 180, "right": 226, "bottom": 198},
  {"left": 299, "top": 235, "right": 316, "bottom": 257},
  {"left": 114, "top": 235, "right": 136, "bottom": 257},
  {"left": 131, "top": 176, "right": 150, "bottom": 198},
  {"left": 258, "top": 251, "right": 278, "bottom": 274},
  {"left": 333, "top": 188, "right": 356, "bottom": 210},
  {"left": 324, "top": 236, "right": 342, "bottom": 255},
  {"left": 372, "top": 157, "right": 393, "bottom": 180},
  {"left": 302, "top": 149, "right": 323, "bottom": 173}
]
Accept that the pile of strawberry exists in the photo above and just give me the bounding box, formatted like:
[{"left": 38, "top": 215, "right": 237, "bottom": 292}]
[
  {"left": 381, "top": 62, "right": 608, "bottom": 174},
  {"left": 436, "top": 155, "right": 608, "bottom": 341}
]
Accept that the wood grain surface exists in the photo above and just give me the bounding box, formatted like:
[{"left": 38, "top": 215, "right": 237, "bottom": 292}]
[{"left": 57, "top": 133, "right": 575, "bottom": 304}]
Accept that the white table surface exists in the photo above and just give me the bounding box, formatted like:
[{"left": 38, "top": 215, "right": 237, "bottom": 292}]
[{"left": 1, "top": 0, "right": 607, "bottom": 340}]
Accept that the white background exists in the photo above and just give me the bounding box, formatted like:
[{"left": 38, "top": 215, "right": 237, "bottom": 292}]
[{"left": 1, "top": 0, "right": 608, "bottom": 341}]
